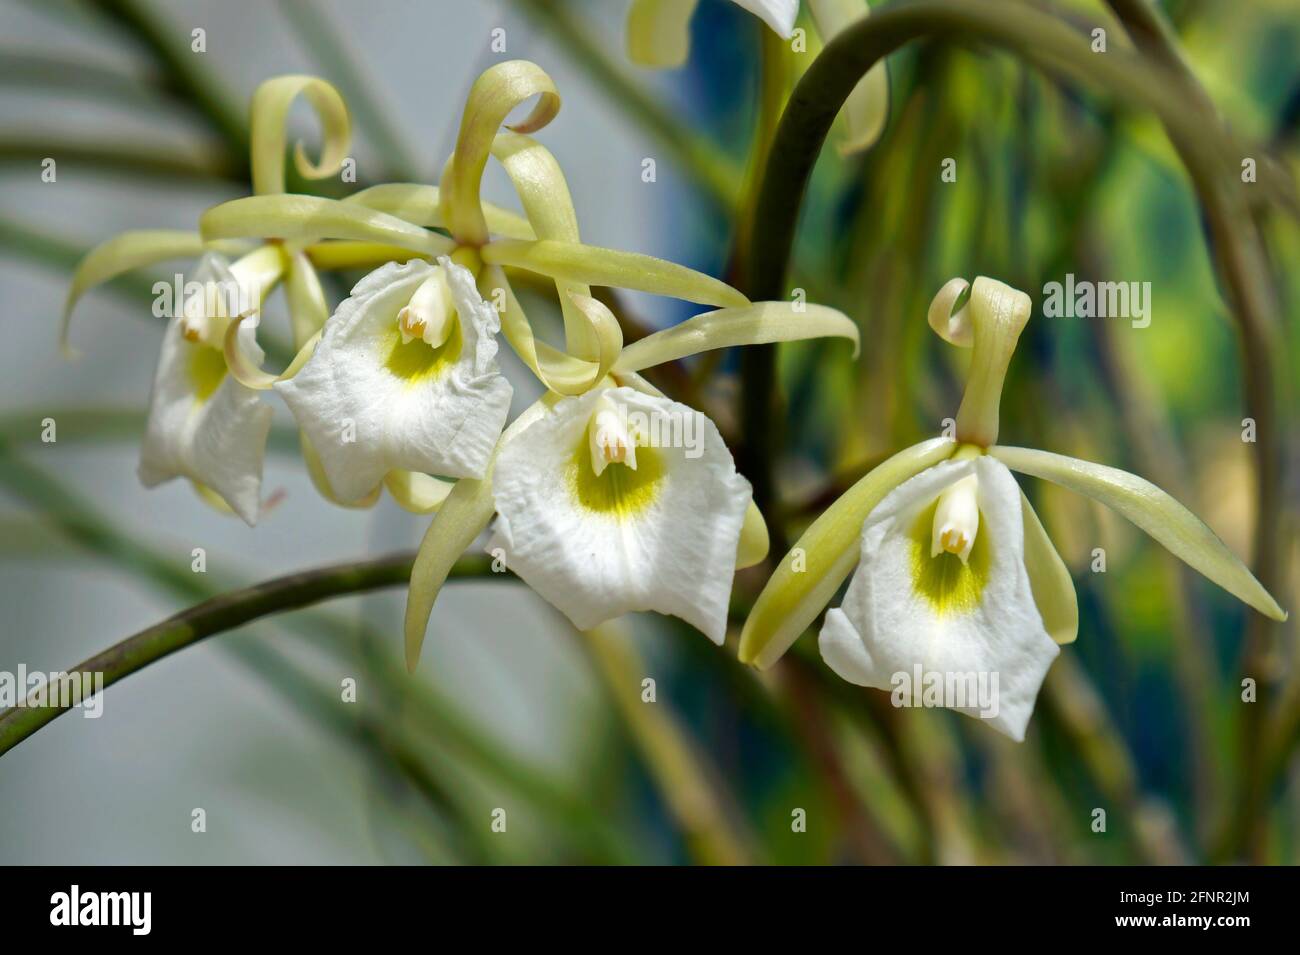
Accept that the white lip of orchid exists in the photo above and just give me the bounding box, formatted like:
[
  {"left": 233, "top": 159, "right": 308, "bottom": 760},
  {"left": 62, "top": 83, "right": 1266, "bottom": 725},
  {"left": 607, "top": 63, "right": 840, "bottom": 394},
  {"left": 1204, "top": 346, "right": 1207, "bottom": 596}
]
[
  {"left": 930, "top": 472, "right": 979, "bottom": 564},
  {"left": 396, "top": 268, "right": 455, "bottom": 347},
  {"left": 588, "top": 395, "right": 638, "bottom": 476}
]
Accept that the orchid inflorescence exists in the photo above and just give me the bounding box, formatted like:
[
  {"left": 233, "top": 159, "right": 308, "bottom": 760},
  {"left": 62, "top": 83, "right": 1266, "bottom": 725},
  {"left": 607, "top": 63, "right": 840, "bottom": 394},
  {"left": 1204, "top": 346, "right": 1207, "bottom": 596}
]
[
  {"left": 62, "top": 62, "right": 858, "bottom": 669},
  {"left": 64, "top": 52, "right": 1284, "bottom": 742}
]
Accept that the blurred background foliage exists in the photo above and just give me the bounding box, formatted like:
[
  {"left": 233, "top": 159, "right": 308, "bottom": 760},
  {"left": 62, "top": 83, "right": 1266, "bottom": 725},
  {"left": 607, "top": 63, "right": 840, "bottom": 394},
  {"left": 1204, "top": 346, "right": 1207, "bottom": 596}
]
[{"left": 0, "top": 0, "right": 1296, "bottom": 864}]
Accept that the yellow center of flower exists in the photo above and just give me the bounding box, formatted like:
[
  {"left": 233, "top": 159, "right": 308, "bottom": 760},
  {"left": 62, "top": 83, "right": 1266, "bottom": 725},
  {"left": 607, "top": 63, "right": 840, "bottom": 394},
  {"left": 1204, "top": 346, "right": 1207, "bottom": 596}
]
[
  {"left": 188, "top": 342, "right": 228, "bottom": 403},
  {"left": 909, "top": 498, "right": 991, "bottom": 615},
  {"left": 568, "top": 416, "right": 663, "bottom": 519},
  {"left": 385, "top": 311, "right": 463, "bottom": 384}
]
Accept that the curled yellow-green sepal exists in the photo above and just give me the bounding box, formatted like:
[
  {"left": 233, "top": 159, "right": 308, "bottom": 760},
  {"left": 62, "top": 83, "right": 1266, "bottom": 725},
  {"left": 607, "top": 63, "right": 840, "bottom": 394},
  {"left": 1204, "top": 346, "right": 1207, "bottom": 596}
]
[
  {"left": 61, "top": 230, "right": 209, "bottom": 353},
  {"left": 306, "top": 241, "right": 430, "bottom": 271},
  {"left": 404, "top": 397, "right": 555, "bottom": 670},
  {"left": 1019, "top": 490, "right": 1078, "bottom": 644},
  {"left": 738, "top": 437, "right": 958, "bottom": 669},
  {"left": 447, "top": 60, "right": 560, "bottom": 246},
  {"left": 927, "top": 276, "right": 973, "bottom": 347},
  {"left": 200, "top": 194, "right": 455, "bottom": 258},
  {"left": 284, "top": 251, "right": 329, "bottom": 348},
  {"left": 492, "top": 130, "right": 598, "bottom": 360},
  {"left": 736, "top": 502, "right": 770, "bottom": 569},
  {"left": 990, "top": 445, "right": 1287, "bottom": 622},
  {"left": 953, "top": 276, "right": 1031, "bottom": 447},
  {"left": 384, "top": 470, "right": 454, "bottom": 514},
  {"left": 477, "top": 265, "right": 604, "bottom": 395},
  {"left": 346, "top": 183, "right": 536, "bottom": 239},
  {"left": 615, "top": 300, "right": 859, "bottom": 373},
  {"left": 481, "top": 239, "right": 748, "bottom": 308},
  {"left": 249, "top": 75, "right": 351, "bottom": 196},
  {"left": 222, "top": 314, "right": 319, "bottom": 390},
  {"left": 627, "top": 0, "right": 699, "bottom": 68},
  {"left": 566, "top": 290, "right": 624, "bottom": 373},
  {"left": 807, "top": 0, "right": 890, "bottom": 154}
]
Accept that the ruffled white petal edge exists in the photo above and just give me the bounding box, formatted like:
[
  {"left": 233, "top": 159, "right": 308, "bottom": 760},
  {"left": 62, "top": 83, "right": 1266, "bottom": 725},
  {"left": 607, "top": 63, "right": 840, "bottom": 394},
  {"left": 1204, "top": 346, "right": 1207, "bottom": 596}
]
[
  {"left": 819, "top": 456, "right": 1059, "bottom": 740},
  {"left": 488, "top": 386, "right": 752, "bottom": 642}
]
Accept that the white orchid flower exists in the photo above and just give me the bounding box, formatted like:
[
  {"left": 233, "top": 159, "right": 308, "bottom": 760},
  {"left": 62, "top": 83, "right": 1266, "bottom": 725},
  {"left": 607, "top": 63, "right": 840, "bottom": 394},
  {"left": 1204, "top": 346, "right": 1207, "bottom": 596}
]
[
  {"left": 137, "top": 247, "right": 284, "bottom": 524},
  {"left": 63, "top": 76, "right": 359, "bottom": 520},
  {"left": 402, "top": 293, "right": 858, "bottom": 670},
  {"left": 274, "top": 255, "right": 512, "bottom": 502},
  {"left": 627, "top": 0, "right": 889, "bottom": 153},
  {"left": 741, "top": 276, "right": 1286, "bottom": 740},
  {"left": 487, "top": 385, "right": 752, "bottom": 643}
]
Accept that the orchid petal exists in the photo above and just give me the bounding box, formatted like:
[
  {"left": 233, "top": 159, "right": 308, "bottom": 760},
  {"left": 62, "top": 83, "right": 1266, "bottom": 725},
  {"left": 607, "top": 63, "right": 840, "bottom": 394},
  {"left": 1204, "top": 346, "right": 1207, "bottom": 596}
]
[
  {"left": 447, "top": 60, "right": 560, "bottom": 245},
  {"left": 488, "top": 387, "right": 752, "bottom": 643},
  {"left": 926, "top": 276, "right": 973, "bottom": 347},
  {"left": 404, "top": 397, "right": 554, "bottom": 670},
  {"left": 302, "top": 432, "right": 381, "bottom": 509},
  {"left": 276, "top": 257, "right": 513, "bottom": 502},
  {"left": 62, "top": 230, "right": 205, "bottom": 352},
  {"left": 384, "top": 470, "right": 454, "bottom": 514},
  {"left": 345, "top": 183, "right": 535, "bottom": 239},
  {"left": 200, "top": 194, "right": 454, "bottom": 258},
  {"left": 284, "top": 251, "right": 330, "bottom": 347},
  {"left": 492, "top": 131, "right": 601, "bottom": 359},
  {"left": 305, "top": 241, "right": 430, "bottom": 272},
  {"left": 990, "top": 445, "right": 1286, "bottom": 621},
  {"left": 818, "top": 457, "right": 1059, "bottom": 741},
  {"left": 477, "top": 266, "right": 605, "bottom": 395},
  {"left": 736, "top": 501, "right": 770, "bottom": 569},
  {"left": 733, "top": 0, "right": 799, "bottom": 37},
  {"left": 249, "top": 75, "right": 351, "bottom": 196},
  {"left": 739, "top": 436, "right": 958, "bottom": 669},
  {"left": 481, "top": 238, "right": 748, "bottom": 308},
  {"left": 139, "top": 255, "right": 273, "bottom": 525},
  {"left": 223, "top": 313, "right": 320, "bottom": 390},
  {"left": 806, "top": 0, "right": 890, "bottom": 154},
  {"left": 627, "top": 0, "right": 700, "bottom": 68},
  {"left": 615, "top": 300, "right": 858, "bottom": 373},
  {"left": 1020, "top": 491, "right": 1078, "bottom": 645},
  {"left": 954, "top": 277, "right": 1031, "bottom": 447}
]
